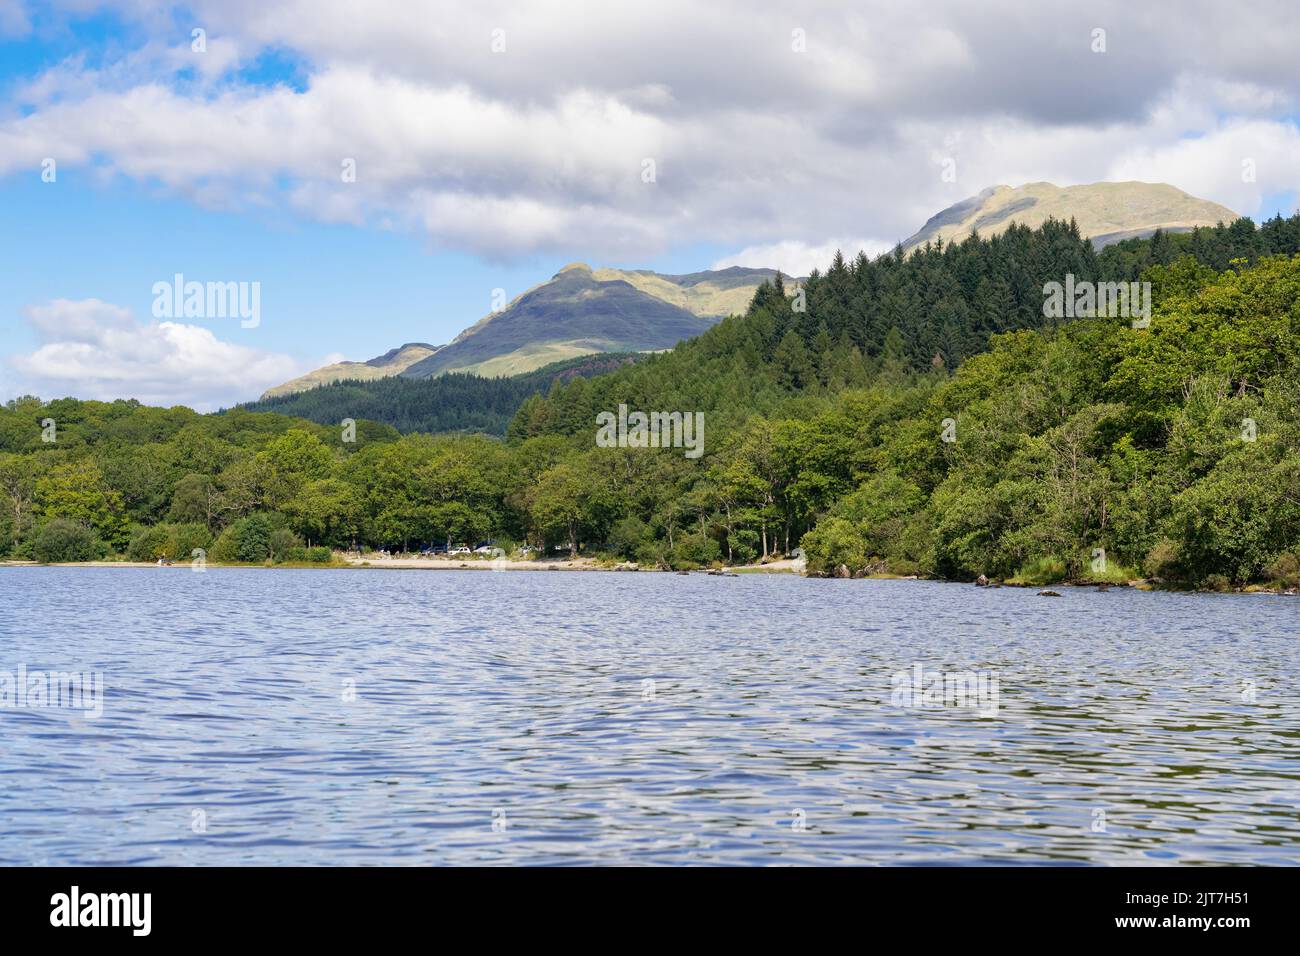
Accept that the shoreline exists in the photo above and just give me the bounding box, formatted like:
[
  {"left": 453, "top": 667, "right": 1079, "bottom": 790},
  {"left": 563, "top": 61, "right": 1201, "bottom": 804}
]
[
  {"left": 2, "top": 558, "right": 1296, "bottom": 594},
  {"left": 0, "top": 556, "right": 805, "bottom": 574}
]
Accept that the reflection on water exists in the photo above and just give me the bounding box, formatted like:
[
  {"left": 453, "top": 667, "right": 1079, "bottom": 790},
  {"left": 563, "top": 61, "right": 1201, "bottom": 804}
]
[{"left": 1, "top": 567, "right": 1297, "bottom": 865}]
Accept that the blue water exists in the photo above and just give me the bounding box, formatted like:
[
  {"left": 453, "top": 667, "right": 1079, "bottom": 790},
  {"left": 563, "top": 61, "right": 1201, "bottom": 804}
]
[{"left": 1, "top": 566, "right": 1297, "bottom": 865}]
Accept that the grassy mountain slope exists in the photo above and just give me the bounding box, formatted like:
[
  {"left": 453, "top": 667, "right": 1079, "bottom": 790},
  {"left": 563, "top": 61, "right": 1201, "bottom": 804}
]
[
  {"left": 903, "top": 181, "right": 1238, "bottom": 251},
  {"left": 260, "top": 265, "right": 785, "bottom": 397},
  {"left": 260, "top": 343, "right": 439, "bottom": 399},
  {"left": 403, "top": 263, "right": 785, "bottom": 378},
  {"left": 592, "top": 266, "right": 787, "bottom": 318}
]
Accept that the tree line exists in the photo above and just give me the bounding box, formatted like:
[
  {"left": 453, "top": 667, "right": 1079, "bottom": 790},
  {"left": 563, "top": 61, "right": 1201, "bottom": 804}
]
[{"left": 3, "top": 214, "right": 1299, "bottom": 587}]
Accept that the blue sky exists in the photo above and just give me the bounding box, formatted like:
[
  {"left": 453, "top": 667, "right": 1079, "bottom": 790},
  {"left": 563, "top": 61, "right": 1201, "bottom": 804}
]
[
  {"left": 0, "top": 173, "right": 727, "bottom": 363},
  {"left": 2, "top": 1, "right": 1299, "bottom": 409},
  {"left": 0, "top": 3, "right": 741, "bottom": 407}
]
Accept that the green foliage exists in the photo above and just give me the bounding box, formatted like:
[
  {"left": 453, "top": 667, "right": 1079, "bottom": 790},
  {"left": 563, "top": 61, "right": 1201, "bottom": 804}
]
[
  {"left": 670, "top": 531, "right": 721, "bottom": 568},
  {"left": 1010, "top": 556, "right": 1068, "bottom": 586},
  {"left": 1266, "top": 553, "right": 1300, "bottom": 589},
  {"left": 209, "top": 513, "right": 285, "bottom": 563},
  {"left": 30, "top": 518, "right": 103, "bottom": 563},
  {"left": 239, "top": 353, "right": 642, "bottom": 435},
  {"left": 801, "top": 472, "right": 926, "bottom": 574},
  {"left": 283, "top": 545, "right": 333, "bottom": 564},
  {"left": 35, "top": 459, "right": 128, "bottom": 549},
  {"left": 127, "top": 522, "right": 213, "bottom": 562},
  {"left": 127, "top": 524, "right": 172, "bottom": 561},
  {"left": 4, "top": 216, "right": 1299, "bottom": 587},
  {"left": 269, "top": 527, "right": 301, "bottom": 562}
]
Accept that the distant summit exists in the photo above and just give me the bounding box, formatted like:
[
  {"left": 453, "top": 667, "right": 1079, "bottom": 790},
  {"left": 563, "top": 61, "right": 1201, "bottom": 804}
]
[
  {"left": 259, "top": 182, "right": 1233, "bottom": 399},
  {"left": 261, "top": 266, "right": 791, "bottom": 396},
  {"left": 403, "top": 265, "right": 792, "bottom": 379},
  {"left": 902, "top": 181, "right": 1239, "bottom": 251},
  {"left": 260, "top": 342, "right": 439, "bottom": 399}
]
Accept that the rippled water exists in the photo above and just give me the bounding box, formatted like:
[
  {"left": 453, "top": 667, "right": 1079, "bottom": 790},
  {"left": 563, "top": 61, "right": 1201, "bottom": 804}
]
[{"left": 1, "top": 566, "right": 1298, "bottom": 865}]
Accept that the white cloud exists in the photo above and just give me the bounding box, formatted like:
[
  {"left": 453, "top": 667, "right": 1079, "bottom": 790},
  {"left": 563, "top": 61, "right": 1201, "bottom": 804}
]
[
  {"left": 713, "top": 238, "right": 895, "bottom": 277},
  {"left": 0, "top": 0, "right": 28, "bottom": 36},
  {"left": 2, "top": 0, "right": 1299, "bottom": 264},
  {"left": 9, "top": 299, "right": 303, "bottom": 411}
]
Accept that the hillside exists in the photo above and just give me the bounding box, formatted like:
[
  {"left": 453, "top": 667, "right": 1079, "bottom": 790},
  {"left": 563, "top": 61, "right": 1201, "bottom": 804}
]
[
  {"left": 403, "top": 263, "right": 787, "bottom": 378},
  {"left": 260, "top": 343, "right": 439, "bottom": 399},
  {"left": 902, "top": 181, "right": 1238, "bottom": 251},
  {"left": 241, "top": 352, "right": 642, "bottom": 435},
  {"left": 259, "top": 265, "right": 786, "bottom": 399},
  {"left": 8, "top": 214, "right": 1299, "bottom": 591},
  {"left": 257, "top": 182, "right": 1236, "bottom": 399},
  {"left": 505, "top": 212, "right": 1300, "bottom": 579}
]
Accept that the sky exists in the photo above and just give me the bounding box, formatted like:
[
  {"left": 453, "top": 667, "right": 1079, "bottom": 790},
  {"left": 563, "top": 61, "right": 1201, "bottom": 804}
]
[{"left": 2, "top": 0, "right": 1299, "bottom": 410}]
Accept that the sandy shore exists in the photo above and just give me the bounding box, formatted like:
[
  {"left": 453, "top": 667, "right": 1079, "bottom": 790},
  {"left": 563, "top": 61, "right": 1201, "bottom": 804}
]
[
  {"left": 345, "top": 555, "right": 806, "bottom": 573},
  {"left": 1, "top": 556, "right": 808, "bottom": 573},
  {"left": 348, "top": 555, "right": 597, "bottom": 571}
]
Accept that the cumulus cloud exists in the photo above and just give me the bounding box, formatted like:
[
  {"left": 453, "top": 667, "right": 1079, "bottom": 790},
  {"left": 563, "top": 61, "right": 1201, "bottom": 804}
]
[
  {"left": 0, "top": 0, "right": 28, "bottom": 36},
  {"left": 9, "top": 299, "right": 303, "bottom": 410},
  {"left": 2, "top": 1, "right": 1299, "bottom": 262},
  {"left": 713, "top": 238, "right": 895, "bottom": 277}
]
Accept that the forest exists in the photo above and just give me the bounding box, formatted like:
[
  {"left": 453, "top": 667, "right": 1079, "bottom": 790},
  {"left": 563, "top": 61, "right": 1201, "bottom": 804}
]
[
  {"left": 2, "top": 214, "right": 1299, "bottom": 589},
  {"left": 238, "top": 351, "right": 642, "bottom": 434}
]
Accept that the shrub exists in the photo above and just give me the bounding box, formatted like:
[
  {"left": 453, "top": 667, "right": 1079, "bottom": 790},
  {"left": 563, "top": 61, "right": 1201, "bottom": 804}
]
[
  {"left": 1143, "top": 538, "right": 1182, "bottom": 580},
  {"left": 234, "top": 514, "right": 276, "bottom": 562},
  {"left": 670, "top": 531, "right": 720, "bottom": 568},
  {"left": 30, "top": 519, "right": 102, "bottom": 563},
  {"left": 209, "top": 513, "right": 286, "bottom": 563},
  {"left": 208, "top": 526, "right": 239, "bottom": 563},
  {"left": 726, "top": 528, "right": 760, "bottom": 565},
  {"left": 268, "top": 527, "right": 301, "bottom": 562},
  {"left": 1077, "top": 548, "right": 1136, "bottom": 583},
  {"left": 284, "top": 545, "right": 331, "bottom": 563},
  {"left": 1012, "top": 556, "right": 1067, "bottom": 586},
  {"left": 607, "top": 517, "right": 648, "bottom": 560},
  {"left": 172, "top": 524, "right": 213, "bottom": 563},
  {"left": 800, "top": 517, "right": 868, "bottom": 575},
  {"left": 635, "top": 542, "right": 668, "bottom": 568},
  {"left": 800, "top": 472, "right": 927, "bottom": 574},
  {"left": 1265, "top": 552, "right": 1300, "bottom": 588},
  {"left": 127, "top": 524, "right": 173, "bottom": 562}
]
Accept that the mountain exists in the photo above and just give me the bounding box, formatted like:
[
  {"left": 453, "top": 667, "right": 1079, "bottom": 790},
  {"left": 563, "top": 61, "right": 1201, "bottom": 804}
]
[
  {"left": 260, "top": 342, "right": 439, "bottom": 399},
  {"left": 260, "top": 265, "right": 785, "bottom": 397},
  {"left": 902, "top": 181, "right": 1238, "bottom": 251},
  {"left": 260, "top": 181, "right": 1237, "bottom": 398},
  {"left": 402, "top": 263, "right": 786, "bottom": 379}
]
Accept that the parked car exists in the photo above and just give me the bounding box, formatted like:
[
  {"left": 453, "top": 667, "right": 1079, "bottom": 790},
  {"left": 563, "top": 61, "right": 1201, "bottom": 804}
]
[
  {"left": 448, "top": 546, "right": 471, "bottom": 556},
  {"left": 473, "top": 545, "right": 496, "bottom": 554}
]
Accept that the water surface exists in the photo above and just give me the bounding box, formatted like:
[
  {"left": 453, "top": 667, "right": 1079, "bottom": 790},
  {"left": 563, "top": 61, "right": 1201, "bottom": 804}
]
[{"left": 1, "top": 567, "right": 1297, "bottom": 865}]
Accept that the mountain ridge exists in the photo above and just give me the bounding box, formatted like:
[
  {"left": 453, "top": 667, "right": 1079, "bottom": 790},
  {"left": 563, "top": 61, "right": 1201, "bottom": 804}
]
[
  {"left": 902, "top": 181, "right": 1238, "bottom": 251},
  {"left": 260, "top": 181, "right": 1240, "bottom": 399},
  {"left": 260, "top": 342, "right": 440, "bottom": 399},
  {"left": 262, "top": 265, "right": 790, "bottom": 397},
  {"left": 402, "top": 264, "right": 793, "bottom": 379}
]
